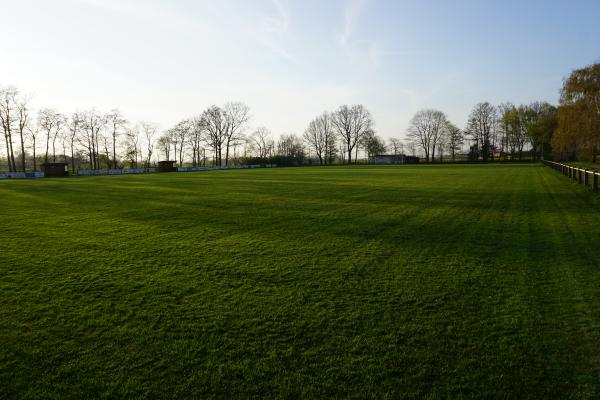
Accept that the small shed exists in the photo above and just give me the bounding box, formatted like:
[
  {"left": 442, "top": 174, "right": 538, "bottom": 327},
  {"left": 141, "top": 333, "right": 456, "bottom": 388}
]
[
  {"left": 41, "top": 162, "right": 69, "bottom": 177},
  {"left": 157, "top": 160, "right": 177, "bottom": 172}
]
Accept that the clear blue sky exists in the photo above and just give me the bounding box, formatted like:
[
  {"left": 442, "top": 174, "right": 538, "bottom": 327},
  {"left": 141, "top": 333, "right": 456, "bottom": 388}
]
[{"left": 1, "top": 0, "right": 599, "bottom": 139}]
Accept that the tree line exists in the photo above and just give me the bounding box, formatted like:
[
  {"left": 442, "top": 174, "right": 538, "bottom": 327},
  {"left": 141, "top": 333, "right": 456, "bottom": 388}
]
[{"left": 1, "top": 61, "right": 599, "bottom": 172}]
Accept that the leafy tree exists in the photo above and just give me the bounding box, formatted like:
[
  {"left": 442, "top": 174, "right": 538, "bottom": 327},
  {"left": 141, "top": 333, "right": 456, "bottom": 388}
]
[
  {"left": 445, "top": 121, "right": 464, "bottom": 161},
  {"left": 361, "top": 130, "right": 386, "bottom": 159},
  {"left": 553, "top": 62, "right": 600, "bottom": 162}
]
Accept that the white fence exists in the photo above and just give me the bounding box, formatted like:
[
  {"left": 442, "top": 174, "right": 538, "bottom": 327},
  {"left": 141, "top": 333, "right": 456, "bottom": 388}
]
[
  {"left": 0, "top": 172, "right": 45, "bottom": 179},
  {"left": 543, "top": 160, "right": 599, "bottom": 193},
  {"left": 77, "top": 164, "right": 276, "bottom": 177},
  {"left": 1, "top": 164, "right": 277, "bottom": 180},
  {"left": 78, "top": 168, "right": 156, "bottom": 176},
  {"left": 177, "top": 164, "right": 276, "bottom": 172}
]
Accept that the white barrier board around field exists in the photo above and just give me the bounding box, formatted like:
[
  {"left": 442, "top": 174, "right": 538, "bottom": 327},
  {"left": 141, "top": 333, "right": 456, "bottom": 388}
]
[
  {"left": 75, "top": 164, "right": 276, "bottom": 177},
  {"left": 0, "top": 172, "right": 45, "bottom": 179}
]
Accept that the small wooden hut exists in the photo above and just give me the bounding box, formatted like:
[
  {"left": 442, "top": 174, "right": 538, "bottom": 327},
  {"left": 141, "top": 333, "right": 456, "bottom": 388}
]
[
  {"left": 157, "top": 161, "right": 177, "bottom": 172},
  {"left": 41, "top": 163, "right": 69, "bottom": 177}
]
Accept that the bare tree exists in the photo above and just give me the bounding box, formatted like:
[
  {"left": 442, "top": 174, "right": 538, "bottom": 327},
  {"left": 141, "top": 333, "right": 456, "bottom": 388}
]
[
  {"left": 124, "top": 126, "right": 141, "bottom": 168},
  {"left": 303, "top": 112, "right": 335, "bottom": 165},
  {"left": 0, "top": 87, "right": 18, "bottom": 172},
  {"left": 250, "top": 127, "right": 274, "bottom": 159},
  {"left": 140, "top": 121, "right": 158, "bottom": 167},
  {"left": 437, "top": 127, "right": 448, "bottom": 162},
  {"left": 190, "top": 117, "right": 206, "bottom": 166},
  {"left": 157, "top": 133, "right": 172, "bottom": 161},
  {"left": 67, "top": 112, "right": 84, "bottom": 172},
  {"left": 406, "top": 109, "right": 447, "bottom": 163},
  {"left": 332, "top": 104, "right": 373, "bottom": 164},
  {"left": 79, "top": 110, "right": 106, "bottom": 169},
  {"left": 38, "top": 108, "right": 62, "bottom": 164},
  {"left": 101, "top": 132, "right": 112, "bottom": 169},
  {"left": 276, "top": 134, "right": 305, "bottom": 163},
  {"left": 15, "top": 94, "right": 30, "bottom": 171},
  {"left": 172, "top": 120, "right": 190, "bottom": 166},
  {"left": 406, "top": 140, "right": 417, "bottom": 157},
  {"left": 223, "top": 102, "right": 250, "bottom": 166},
  {"left": 51, "top": 113, "right": 66, "bottom": 163},
  {"left": 388, "top": 138, "right": 404, "bottom": 155},
  {"left": 466, "top": 102, "right": 497, "bottom": 162},
  {"left": 106, "top": 109, "right": 127, "bottom": 168},
  {"left": 201, "top": 105, "right": 228, "bottom": 166},
  {"left": 26, "top": 124, "right": 39, "bottom": 171}
]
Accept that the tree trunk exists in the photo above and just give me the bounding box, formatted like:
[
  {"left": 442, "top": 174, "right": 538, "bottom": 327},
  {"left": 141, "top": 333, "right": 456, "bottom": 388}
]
[
  {"left": 4, "top": 133, "right": 13, "bottom": 172},
  {"left": 225, "top": 138, "right": 231, "bottom": 166},
  {"left": 52, "top": 135, "right": 58, "bottom": 162},
  {"left": 8, "top": 130, "right": 17, "bottom": 172},
  {"left": 19, "top": 130, "right": 26, "bottom": 171},
  {"left": 70, "top": 142, "right": 75, "bottom": 173},
  {"left": 113, "top": 133, "right": 117, "bottom": 169},
  {"left": 32, "top": 137, "right": 37, "bottom": 172},
  {"left": 90, "top": 131, "right": 96, "bottom": 169},
  {"left": 44, "top": 132, "right": 50, "bottom": 163}
]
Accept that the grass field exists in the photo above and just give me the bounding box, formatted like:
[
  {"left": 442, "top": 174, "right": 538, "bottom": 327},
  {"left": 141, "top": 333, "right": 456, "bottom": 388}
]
[{"left": 1, "top": 164, "right": 599, "bottom": 399}]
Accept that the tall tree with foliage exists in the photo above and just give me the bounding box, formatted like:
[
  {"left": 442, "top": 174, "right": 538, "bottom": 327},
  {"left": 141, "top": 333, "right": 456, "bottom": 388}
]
[
  {"left": 445, "top": 121, "right": 464, "bottom": 161},
  {"left": 361, "top": 130, "right": 386, "bottom": 159},
  {"left": 553, "top": 62, "right": 600, "bottom": 162}
]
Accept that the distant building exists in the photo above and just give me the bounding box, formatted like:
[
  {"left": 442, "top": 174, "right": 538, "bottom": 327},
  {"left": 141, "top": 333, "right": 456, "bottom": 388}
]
[
  {"left": 368, "top": 154, "right": 420, "bottom": 164},
  {"left": 157, "top": 160, "right": 177, "bottom": 172},
  {"left": 41, "top": 162, "right": 69, "bottom": 177}
]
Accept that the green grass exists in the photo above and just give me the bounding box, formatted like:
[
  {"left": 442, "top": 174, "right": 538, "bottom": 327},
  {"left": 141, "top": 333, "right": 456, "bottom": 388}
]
[{"left": 1, "top": 164, "right": 599, "bottom": 399}]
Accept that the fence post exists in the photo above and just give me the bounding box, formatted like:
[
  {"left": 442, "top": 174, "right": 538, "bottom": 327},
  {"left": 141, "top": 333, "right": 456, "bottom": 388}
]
[
  {"left": 584, "top": 170, "right": 589, "bottom": 186},
  {"left": 594, "top": 172, "right": 599, "bottom": 193},
  {"left": 578, "top": 169, "right": 582, "bottom": 184}
]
